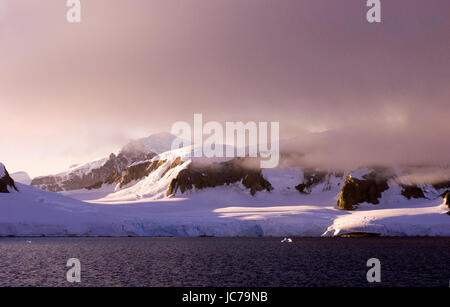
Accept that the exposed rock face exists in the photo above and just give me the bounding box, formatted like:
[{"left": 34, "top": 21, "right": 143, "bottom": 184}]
[
  {"left": 118, "top": 161, "right": 152, "bottom": 188},
  {"left": 338, "top": 169, "right": 391, "bottom": 210},
  {"left": 400, "top": 185, "right": 425, "bottom": 200},
  {"left": 441, "top": 190, "right": 450, "bottom": 208},
  {"left": 295, "top": 169, "right": 344, "bottom": 194},
  {"left": 161, "top": 157, "right": 183, "bottom": 178},
  {"left": 168, "top": 158, "right": 273, "bottom": 196},
  {"left": 295, "top": 170, "right": 327, "bottom": 194},
  {"left": 118, "top": 159, "right": 167, "bottom": 188},
  {"left": 31, "top": 151, "right": 156, "bottom": 192},
  {"left": 0, "top": 163, "right": 19, "bottom": 193}
]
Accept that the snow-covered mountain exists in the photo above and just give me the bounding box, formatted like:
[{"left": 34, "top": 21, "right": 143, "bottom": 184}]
[
  {"left": 11, "top": 171, "right": 31, "bottom": 185},
  {"left": 3, "top": 132, "right": 448, "bottom": 237},
  {"left": 30, "top": 132, "right": 181, "bottom": 192},
  {"left": 31, "top": 151, "right": 155, "bottom": 192},
  {"left": 30, "top": 133, "right": 450, "bottom": 211},
  {"left": 1, "top": 156, "right": 450, "bottom": 237},
  {"left": 90, "top": 159, "right": 450, "bottom": 236}
]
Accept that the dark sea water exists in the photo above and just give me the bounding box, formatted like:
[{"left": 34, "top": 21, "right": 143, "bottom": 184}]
[{"left": 0, "top": 237, "right": 449, "bottom": 287}]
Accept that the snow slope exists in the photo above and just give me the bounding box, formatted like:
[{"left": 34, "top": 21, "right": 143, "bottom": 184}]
[
  {"left": 3, "top": 142, "right": 450, "bottom": 237},
  {"left": 323, "top": 199, "right": 450, "bottom": 237},
  {"left": 0, "top": 183, "right": 118, "bottom": 236},
  {"left": 1, "top": 169, "right": 449, "bottom": 237},
  {"left": 97, "top": 144, "right": 234, "bottom": 202}
]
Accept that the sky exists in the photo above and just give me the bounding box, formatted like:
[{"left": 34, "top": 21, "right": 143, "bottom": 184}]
[{"left": 1, "top": 0, "right": 449, "bottom": 177}]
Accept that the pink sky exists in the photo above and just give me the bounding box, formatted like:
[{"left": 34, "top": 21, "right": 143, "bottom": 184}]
[{"left": 1, "top": 0, "right": 449, "bottom": 177}]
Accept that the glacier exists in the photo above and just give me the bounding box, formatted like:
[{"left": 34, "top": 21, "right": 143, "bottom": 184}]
[{"left": 1, "top": 172, "right": 449, "bottom": 237}]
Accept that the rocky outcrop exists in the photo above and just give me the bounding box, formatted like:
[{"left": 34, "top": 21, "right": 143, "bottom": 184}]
[
  {"left": 295, "top": 170, "right": 327, "bottom": 194},
  {"left": 0, "top": 163, "right": 18, "bottom": 193},
  {"left": 168, "top": 158, "right": 273, "bottom": 196},
  {"left": 295, "top": 169, "right": 344, "bottom": 194},
  {"left": 118, "top": 159, "right": 167, "bottom": 188},
  {"left": 338, "top": 169, "right": 391, "bottom": 210},
  {"left": 161, "top": 157, "right": 183, "bottom": 178},
  {"left": 441, "top": 190, "right": 450, "bottom": 208},
  {"left": 118, "top": 161, "right": 152, "bottom": 188},
  {"left": 400, "top": 184, "right": 425, "bottom": 200},
  {"left": 31, "top": 175, "right": 63, "bottom": 192},
  {"left": 32, "top": 151, "right": 156, "bottom": 192}
]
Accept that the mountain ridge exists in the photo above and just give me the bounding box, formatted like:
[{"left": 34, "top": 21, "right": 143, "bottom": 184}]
[
  {"left": 1, "top": 157, "right": 449, "bottom": 237},
  {"left": 28, "top": 133, "right": 450, "bottom": 212}
]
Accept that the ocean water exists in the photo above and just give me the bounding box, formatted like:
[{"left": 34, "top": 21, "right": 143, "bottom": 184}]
[{"left": 0, "top": 237, "right": 449, "bottom": 287}]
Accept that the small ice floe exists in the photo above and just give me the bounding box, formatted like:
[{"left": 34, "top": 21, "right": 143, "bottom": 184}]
[
  {"left": 26, "top": 240, "right": 32, "bottom": 244},
  {"left": 281, "top": 238, "right": 292, "bottom": 243}
]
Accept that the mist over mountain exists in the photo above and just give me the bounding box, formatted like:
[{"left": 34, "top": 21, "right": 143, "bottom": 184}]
[
  {"left": 29, "top": 132, "right": 450, "bottom": 212},
  {"left": 280, "top": 127, "right": 450, "bottom": 171},
  {"left": 2, "top": 0, "right": 450, "bottom": 178},
  {"left": 2, "top": 139, "right": 449, "bottom": 237},
  {"left": 1, "top": 1, "right": 450, "bottom": 241},
  {"left": 121, "top": 132, "right": 178, "bottom": 155}
]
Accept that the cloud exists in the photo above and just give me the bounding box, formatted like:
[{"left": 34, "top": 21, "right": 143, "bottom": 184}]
[{"left": 1, "top": 0, "right": 449, "bottom": 176}]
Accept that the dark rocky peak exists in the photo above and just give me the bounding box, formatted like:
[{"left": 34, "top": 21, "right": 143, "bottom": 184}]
[
  {"left": 338, "top": 167, "right": 394, "bottom": 210},
  {"left": 399, "top": 184, "right": 425, "bottom": 200},
  {"left": 295, "top": 168, "right": 345, "bottom": 194},
  {"left": 0, "top": 163, "right": 19, "bottom": 193},
  {"left": 168, "top": 158, "right": 273, "bottom": 196}
]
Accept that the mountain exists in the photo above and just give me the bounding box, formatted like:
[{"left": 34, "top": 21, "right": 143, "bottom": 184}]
[
  {"left": 1, "top": 157, "right": 449, "bottom": 237},
  {"left": 91, "top": 144, "right": 450, "bottom": 215},
  {"left": 11, "top": 171, "right": 32, "bottom": 185},
  {"left": 20, "top": 132, "right": 450, "bottom": 237},
  {"left": 30, "top": 133, "right": 450, "bottom": 212},
  {"left": 29, "top": 132, "right": 180, "bottom": 192},
  {"left": 31, "top": 151, "right": 155, "bottom": 192}
]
